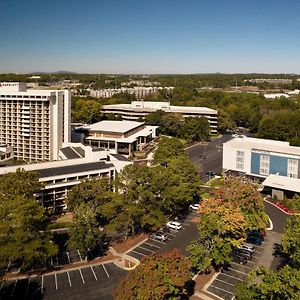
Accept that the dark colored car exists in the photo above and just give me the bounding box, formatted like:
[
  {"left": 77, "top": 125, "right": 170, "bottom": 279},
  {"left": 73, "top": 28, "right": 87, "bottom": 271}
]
[
  {"left": 248, "top": 231, "right": 264, "bottom": 241},
  {"left": 246, "top": 236, "right": 262, "bottom": 245},
  {"left": 233, "top": 248, "right": 252, "bottom": 259},
  {"left": 230, "top": 253, "right": 248, "bottom": 265},
  {"left": 233, "top": 248, "right": 253, "bottom": 258}
]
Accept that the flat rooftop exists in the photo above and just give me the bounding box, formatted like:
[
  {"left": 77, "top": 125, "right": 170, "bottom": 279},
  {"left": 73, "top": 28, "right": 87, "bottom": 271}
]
[
  {"left": 82, "top": 120, "right": 144, "bottom": 133},
  {"left": 225, "top": 137, "right": 300, "bottom": 156},
  {"left": 102, "top": 101, "right": 217, "bottom": 114},
  {"left": 263, "top": 174, "right": 300, "bottom": 193}
]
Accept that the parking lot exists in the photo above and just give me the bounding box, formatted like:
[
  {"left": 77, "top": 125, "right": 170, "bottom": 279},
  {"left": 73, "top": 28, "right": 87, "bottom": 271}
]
[
  {"left": 0, "top": 262, "right": 126, "bottom": 300},
  {"left": 127, "top": 210, "right": 200, "bottom": 259},
  {"left": 206, "top": 236, "right": 270, "bottom": 300}
]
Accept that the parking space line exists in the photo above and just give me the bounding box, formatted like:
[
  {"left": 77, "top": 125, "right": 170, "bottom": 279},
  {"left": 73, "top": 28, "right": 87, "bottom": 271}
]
[
  {"left": 252, "top": 254, "right": 260, "bottom": 259},
  {"left": 6, "top": 262, "right": 11, "bottom": 274},
  {"left": 231, "top": 261, "right": 252, "bottom": 270},
  {"left": 79, "top": 269, "right": 85, "bottom": 284},
  {"left": 55, "top": 273, "right": 58, "bottom": 290},
  {"left": 148, "top": 238, "right": 166, "bottom": 245},
  {"left": 165, "top": 232, "right": 176, "bottom": 237},
  {"left": 131, "top": 250, "right": 146, "bottom": 256},
  {"left": 91, "top": 266, "right": 97, "bottom": 281},
  {"left": 228, "top": 267, "right": 248, "bottom": 276},
  {"left": 102, "top": 264, "right": 109, "bottom": 278},
  {"left": 0, "top": 280, "right": 5, "bottom": 291},
  {"left": 144, "top": 242, "right": 160, "bottom": 249},
  {"left": 67, "top": 271, "right": 72, "bottom": 287},
  {"left": 66, "top": 251, "right": 71, "bottom": 264},
  {"left": 183, "top": 222, "right": 192, "bottom": 227},
  {"left": 11, "top": 279, "right": 17, "bottom": 296},
  {"left": 215, "top": 278, "right": 235, "bottom": 287},
  {"left": 77, "top": 250, "right": 83, "bottom": 261},
  {"left": 138, "top": 246, "right": 154, "bottom": 253},
  {"left": 26, "top": 278, "right": 30, "bottom": 295},
  {"left": 221, "top": 272, "right": 244, "bottom": 282},
  {"left": 41, "top": 275, "right": 44, "bottom": 292},
  {"left": 210, "top": 284, "right": 234, "bottom": 296}
]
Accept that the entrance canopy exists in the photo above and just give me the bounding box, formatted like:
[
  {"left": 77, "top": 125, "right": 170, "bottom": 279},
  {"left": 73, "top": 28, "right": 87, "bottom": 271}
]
[{"left": 262, "top": 174, "right": 300, "bottom": 193}]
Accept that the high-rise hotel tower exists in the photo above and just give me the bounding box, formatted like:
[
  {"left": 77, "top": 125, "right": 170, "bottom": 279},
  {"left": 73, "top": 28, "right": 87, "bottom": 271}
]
[{"left": 0, "top": 82, "right": 71, "bottom": 162}]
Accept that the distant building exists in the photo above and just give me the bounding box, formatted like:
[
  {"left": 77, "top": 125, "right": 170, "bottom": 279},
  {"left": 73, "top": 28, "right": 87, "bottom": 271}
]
[
  {"left": 264, "top": 93, "right": 290, "bottom": 99},
  {"left": 101, "top": 101, "right": 218, "bottom": 134},
  {"left": 245, "top": 79, "right": 293, "bottom": 84},
  {"left": 223, "top": 137, "right": 300, "bottom": 199},
  {"left": 0, "top": 82, "right": 71, "bottom": 162},
  {"left": 90, "top": 86, "right": 174, "bottom": 99},
  {"left": 78, "top": 120, "right": 158, "bottom": 156}
]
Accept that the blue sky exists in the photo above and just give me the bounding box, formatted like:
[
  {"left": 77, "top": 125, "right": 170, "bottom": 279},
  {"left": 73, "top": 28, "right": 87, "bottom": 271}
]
[{"left": 0, "top": 0, "right": 300, "bottom": 74}]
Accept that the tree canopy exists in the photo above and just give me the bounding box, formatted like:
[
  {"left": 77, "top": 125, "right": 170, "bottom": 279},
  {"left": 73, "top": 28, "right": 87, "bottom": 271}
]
[
  {"left": 0, "top": 170, "right": 57, "bottom": 269},
  {"left": 187, "top": 177, "right": 268, "bottom": 271},
  {"left": 114, "top": 249, "right": 192, "bottom": 300}
]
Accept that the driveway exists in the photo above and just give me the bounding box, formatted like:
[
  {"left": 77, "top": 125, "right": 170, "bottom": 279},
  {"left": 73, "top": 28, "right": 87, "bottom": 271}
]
[{"left": 186, "top": 134, "right": 232, "bottom": 181}]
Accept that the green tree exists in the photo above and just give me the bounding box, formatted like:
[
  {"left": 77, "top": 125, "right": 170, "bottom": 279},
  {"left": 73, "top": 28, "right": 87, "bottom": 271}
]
[
  {"left": 72, "top": 99, "right": 103, "bottom": 123},
  {"left": 114, "top": 249, "right": 192, "bottom": 300},
  {"left": 182, "top": 117, "right": 210, "bottom": 142},
  {"left": 68, "top": 202, "right": 104, "bottom": 259},
  {"left": 66, "top": 177, "right": 114, "bottom": 211},
  {"left": 280, "top": 215, "right": 300, "bottom": 268},
  {"left": 153, "top": 137, "right": 186, "bottom": 164},
  {"left": 0, "top": 171, "right": 57, "bottom": 269},
  {"left": 235, "top": 265, "right": 300, "bottom": 300}
]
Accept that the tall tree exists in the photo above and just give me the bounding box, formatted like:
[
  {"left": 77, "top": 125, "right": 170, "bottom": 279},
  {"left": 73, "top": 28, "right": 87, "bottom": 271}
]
[
  {"left": 280, "top": 215, "right": 300, "bottom": 268},
  {"left": 0, "top": 171, "right": 57, "bottom": 269},
  {"left": 68, "top": 202, "right": 104, "bottom": 259},
  {"left": 153, "top": 137, "right": 186, "bottom": 164}
]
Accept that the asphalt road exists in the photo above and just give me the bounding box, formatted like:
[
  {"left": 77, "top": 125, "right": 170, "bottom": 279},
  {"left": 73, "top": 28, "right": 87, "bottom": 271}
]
[
  {"left": 186, "top": 134, "right": 232, "bottom": 181},
  {"left": 264, "top": 201, "right": 289, "bottom": 233}
]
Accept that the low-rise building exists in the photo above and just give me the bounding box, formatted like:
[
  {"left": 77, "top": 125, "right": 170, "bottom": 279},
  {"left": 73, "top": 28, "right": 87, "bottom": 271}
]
[
  {"left": 0, "top": 145, "right": 13, "bottom": 165},
  {"left": 0, "top": 145, "right": 131, "bottom": 212},
  {"left": 101, "top": 101, "right": 218, "bottom": 133},
  {"left": 78, "top": 120, "right": 158, "bottom": 156},
  {"left": 223, "top": 137, "right": 300, "bottom": 198}
]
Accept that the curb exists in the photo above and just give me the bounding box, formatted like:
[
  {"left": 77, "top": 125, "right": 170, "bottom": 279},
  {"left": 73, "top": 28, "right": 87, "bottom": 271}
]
[
  {"left": 264, "top": 199, "right": 299, "bottom": 216},
  {"left": 202, "top": 271, "right": 223, "bottom": 300}
]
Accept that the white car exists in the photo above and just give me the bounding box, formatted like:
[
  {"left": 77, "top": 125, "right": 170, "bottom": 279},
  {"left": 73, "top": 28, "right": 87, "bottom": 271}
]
[
  {"left": 166, "top": 221, "right": 182, "bottom": 230},
  {"left": 189, "top": 203, "right": 200, "bottom": 210}
]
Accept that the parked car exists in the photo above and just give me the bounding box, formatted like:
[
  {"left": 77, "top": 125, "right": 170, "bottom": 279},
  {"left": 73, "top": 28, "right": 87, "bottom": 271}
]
[
  {"left": 189, "top": 203, "right": 200, "bottom": 210},
  {"left": 166, "top": 221, "right": 182, "bottom": 230},
  {"left": 151, "top": 231, "right": 168, "bottom": 242},
  {"left": 247, "top": 231, "right": 264, "bottom": 241},
  {"left": 230, "top": 252, "right": 248, "bottom": 265},
  {"left": 233, "top": 248, "right": 252, "bottom": 259},
  {"left": 238, "top": 242, "right": 255, "bottom": 253},
  {"left": 246, "top": 236, "right": 262, "bottom": 245},
  {"left": 200, "top": 154, "right": 206, "bottom": 159}
]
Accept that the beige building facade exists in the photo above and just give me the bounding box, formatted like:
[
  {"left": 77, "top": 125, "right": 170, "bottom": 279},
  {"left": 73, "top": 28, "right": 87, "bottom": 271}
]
[{"left": 0, "top": 82, "right": 71, "bottom": 162}]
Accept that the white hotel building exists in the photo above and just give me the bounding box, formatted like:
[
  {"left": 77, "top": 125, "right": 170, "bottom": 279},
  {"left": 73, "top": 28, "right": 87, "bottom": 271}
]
[
  {"left": 223, "top": 137, "right": 300, "bottom": 198},
  {"left": 101, "top": 101, "right": 218, "bottom": 134},
  {"left": 0, "top": 82, "right": 71, "bottom": 162}
]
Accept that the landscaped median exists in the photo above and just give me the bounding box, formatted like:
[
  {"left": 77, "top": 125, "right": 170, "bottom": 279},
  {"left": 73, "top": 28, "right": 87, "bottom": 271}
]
[{"left": 264, "top": 196, "right": 300, "bottom": 215}]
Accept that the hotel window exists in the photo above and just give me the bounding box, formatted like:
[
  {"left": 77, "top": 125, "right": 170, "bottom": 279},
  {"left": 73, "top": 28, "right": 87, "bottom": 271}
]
[
  {"left": 288, "top": 159, "right": 298, "bottom": 178},
  {"left": 260, "top": 155, "right": 270, "bottom": 175},
  {"left": 236, "top": 150, "right": 244, "bottom": 170}
]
